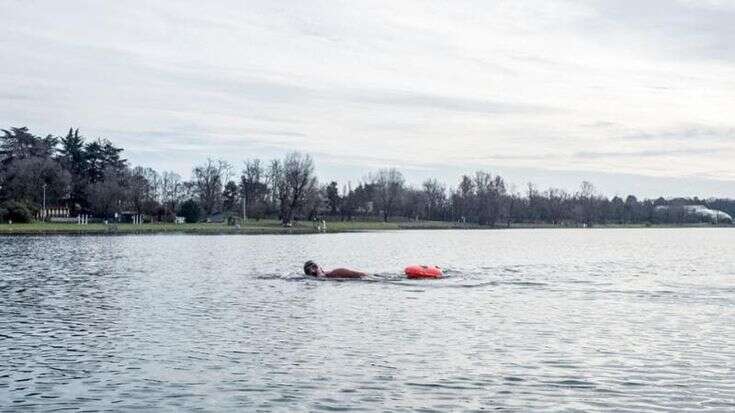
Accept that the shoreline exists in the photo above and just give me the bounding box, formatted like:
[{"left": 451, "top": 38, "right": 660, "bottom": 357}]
[{"left": 0, "top": 220, "right": 731, "bottom": 236}]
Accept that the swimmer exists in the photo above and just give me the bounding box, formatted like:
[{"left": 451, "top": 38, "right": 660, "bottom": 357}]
[{"left": 303, "top": 260, "right": 366, "bottom": 278}]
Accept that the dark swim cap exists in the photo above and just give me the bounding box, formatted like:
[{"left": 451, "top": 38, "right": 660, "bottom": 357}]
[{"left": 303, "top": 260, "right": 317, "bottom": 274}]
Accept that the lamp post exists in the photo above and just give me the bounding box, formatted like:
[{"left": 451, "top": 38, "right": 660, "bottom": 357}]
[
  {"left": 242, "top": 191, "right": 248, "bottom": 223},
  {"left": 42, "top": 183, "right": 47, "bottom": 222}
]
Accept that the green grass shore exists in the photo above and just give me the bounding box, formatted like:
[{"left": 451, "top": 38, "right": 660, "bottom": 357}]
[
  {"left": 0, "top": 220, "right": 729, "bottom": 236},
  {"left": 0, "top": 219, "right": 474, "bottom": 235}
]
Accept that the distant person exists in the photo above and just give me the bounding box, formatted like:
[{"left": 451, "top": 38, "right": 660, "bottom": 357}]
[{"left": 303, "top": 260, "right": 366, "bottom": 278}]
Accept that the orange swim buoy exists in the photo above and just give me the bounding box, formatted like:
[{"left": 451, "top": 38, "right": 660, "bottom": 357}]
[{"left": 404, "top": 265, "right": 443, "bottom": 279}]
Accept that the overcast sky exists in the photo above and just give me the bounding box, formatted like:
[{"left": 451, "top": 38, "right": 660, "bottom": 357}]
[{"left": 1, "top": 0, "right": 734, "bottom": 198}]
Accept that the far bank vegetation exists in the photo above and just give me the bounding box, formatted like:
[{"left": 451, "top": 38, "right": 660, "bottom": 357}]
[{"left": 1, "top": 126, "right": 733, "bottom": 227}]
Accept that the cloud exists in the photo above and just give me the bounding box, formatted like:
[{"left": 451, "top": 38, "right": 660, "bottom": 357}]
[
  {"left": 449, "top": 154, "right": 559, "bottom": 162},
  {"left": 573, "top": 0, "right": 735, "bottom": 62},
  {"left": 0, "top": 0, "right": 734, "bottom": 197},
  {"left": 617, "top": 127, "right": 735, "bottom": 142},
  {"left": 345, "top": 89, "right": 556, "bottom": 115},
  {"left": 574, "top": 147, "right": 727, "bottom": 160}
]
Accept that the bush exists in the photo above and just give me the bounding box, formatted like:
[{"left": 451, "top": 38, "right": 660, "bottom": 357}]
[
  {"left": 1, "top": 201, "right": 34, "bottom": 223},
  {"left": 178, "top": 199, "right": 201, "bottom": 223}
]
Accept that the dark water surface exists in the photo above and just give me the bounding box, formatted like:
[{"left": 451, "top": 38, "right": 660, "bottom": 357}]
[{"left": 1, "top": 229, "right": 734, "bottom": 412}]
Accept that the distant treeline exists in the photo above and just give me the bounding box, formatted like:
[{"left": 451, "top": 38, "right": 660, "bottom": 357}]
[{"left": 1, "top": 126, "right": 733, "bottom": 225}]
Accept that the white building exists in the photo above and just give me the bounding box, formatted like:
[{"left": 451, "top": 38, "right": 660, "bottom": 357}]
[
  {"left": 682, "top": 205, "right": 733, "bottom": 223},
  {"left": 655, "top": 205, "right": 733, "bottom": 223}
]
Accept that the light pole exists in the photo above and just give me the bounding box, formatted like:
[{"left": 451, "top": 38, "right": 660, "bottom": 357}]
[
  {"left": 242, "top": 192, "right": 248, "bottom": 223},
  {"left": 42, "top": 183, "right": 47, "bottom": 222}
]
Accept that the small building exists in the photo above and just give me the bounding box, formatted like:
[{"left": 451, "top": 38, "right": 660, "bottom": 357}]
[
  {"left": 208, "top": 213, "right": 244, "bottom": 226},
  {"left": 119, "top": 211, "right": 148, "bottom": 224},
  {"left": 35, "top": 206, "right": 70, "bottom": 221},
  {"left": 655, "top": 205, "right": 733, "bottom": 224},
  {"left": 682, "top": 205, "right": 733, "bottom": 223},
  {"left": 206, "top": 212, "right": 226, "bottom": 224}
]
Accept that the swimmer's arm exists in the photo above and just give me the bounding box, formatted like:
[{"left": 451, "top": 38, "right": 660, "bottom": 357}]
[{"left": 324, "top": 268, "right": 367, "bottom": 278}]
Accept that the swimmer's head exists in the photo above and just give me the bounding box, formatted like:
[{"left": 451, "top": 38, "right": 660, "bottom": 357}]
[{"left": 303, "top": 260, "right": 319, "bottom": 276}]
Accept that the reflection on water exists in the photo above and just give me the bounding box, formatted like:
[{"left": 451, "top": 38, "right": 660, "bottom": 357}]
[{"left": 1, "top": 229, "right": 735, "bottom": 411}]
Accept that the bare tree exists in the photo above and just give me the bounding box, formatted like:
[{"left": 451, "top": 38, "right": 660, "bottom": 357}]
[
  {"left": 87, "top": 167, "right": 127, "bottom": 218},
  {"left": 422, "top": 178, "right": 446, "bottom": 221},
  {"left": 266, "top": 159, "right": 282, "bottom": 214},
  {"left": 160, "top": 171, "right": 183, "bottom": 216},
  {"left": 504, "top": 185, "right": 522, "bottom": 227},
  {"left": 140, "top": 167, "right": 161, "bottom": 202},
  {"left": 129, "top": 167, "right": 152, "bottom": 215},
  {"left": 240, "top": 159, "right": 268, "bottom": 219},
  {"left": 545, "top": 188, "right": 569, "bottom": 225},
  {"left": 451, "top": 175, "right": 475, "bottom": 223},
  {"left": 402, "top": 188, "right": 425, "bottom": 221},
  {"left": 576, "top": 181, "right": 597, "bottom": 226},
  {"left": 474, "top": 171, "right": 505, "bottom": 226},
  {"left": 272, "top": 152, "right": 317, "bottom": 225},
  {"left": 371, "top": 168, "right": 405, "bottom": 222},
  {"left": 192, "top": 159, "right": 232, "bottom": 216},
  {"left": 128, "top": 167, "right": 165, "bottom": 216}
]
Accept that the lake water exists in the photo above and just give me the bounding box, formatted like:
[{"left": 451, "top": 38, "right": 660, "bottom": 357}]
[{"left": 1, "top": 229, "right": 734, "bottom": 412}]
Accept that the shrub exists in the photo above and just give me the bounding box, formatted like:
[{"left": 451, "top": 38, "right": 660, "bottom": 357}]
[
  {"left": 178, "top": 199, "right": 201, "bottom": 223},
  {"left": 1, "top": 201, "right": 34, "bottom": 223}
]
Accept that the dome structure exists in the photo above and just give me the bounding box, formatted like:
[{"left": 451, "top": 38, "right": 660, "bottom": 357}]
[{"left": 682, "top": 205, "right": 733, "bottom": 223}]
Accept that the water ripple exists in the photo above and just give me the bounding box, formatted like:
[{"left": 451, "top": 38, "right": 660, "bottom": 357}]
[{"left": 1, "top": 230, "right": 735, "bottom": 411}]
